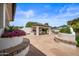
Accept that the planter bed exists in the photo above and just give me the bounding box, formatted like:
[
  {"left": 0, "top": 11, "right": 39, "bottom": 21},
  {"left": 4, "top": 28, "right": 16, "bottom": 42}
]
[
  {"left": 0, "top": 37, "right": 23, "bottom": 50},
  {"left": 0, "top": 38, "right": 30, "bottom": 56}
]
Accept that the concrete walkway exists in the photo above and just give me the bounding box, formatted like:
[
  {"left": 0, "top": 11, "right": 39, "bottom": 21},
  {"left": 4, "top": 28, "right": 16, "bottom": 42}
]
[{"left": 25, "top": 33, "right": 79, "bottom": 56}]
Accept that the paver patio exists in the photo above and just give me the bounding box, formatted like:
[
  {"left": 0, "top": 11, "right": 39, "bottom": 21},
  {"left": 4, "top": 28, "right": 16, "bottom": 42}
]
[{"left": 25, "top": 33, "right": 79, "bottom": 56}]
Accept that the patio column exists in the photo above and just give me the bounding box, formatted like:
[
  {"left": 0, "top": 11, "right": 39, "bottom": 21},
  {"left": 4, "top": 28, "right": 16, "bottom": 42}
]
[
  {"left": 48, "top": 27, "right": 52, "bottom": 35},
  {"left": 0, "top": 3, "right": 5, "bottom": 28},
  {"left": 36, "top": 26, "right": 39, "bottom": 36}
]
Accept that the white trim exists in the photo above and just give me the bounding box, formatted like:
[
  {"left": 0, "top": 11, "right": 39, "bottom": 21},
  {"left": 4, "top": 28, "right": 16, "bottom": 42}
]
[{"left": 1, "top": 0, "right": 79, "bottom": 3}]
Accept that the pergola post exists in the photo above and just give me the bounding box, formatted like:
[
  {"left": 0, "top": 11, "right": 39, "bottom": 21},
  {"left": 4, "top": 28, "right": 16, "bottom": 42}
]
[
  {"left": 48, "top": 27, "right": 52, "bottom": 35},
  {"left": 36, "top": 26, "right": 39, "bottom": 36}
]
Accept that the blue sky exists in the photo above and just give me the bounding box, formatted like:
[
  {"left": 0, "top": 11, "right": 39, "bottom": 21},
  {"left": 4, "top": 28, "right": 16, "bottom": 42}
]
[{"left": 10, "top": 3, "right": 79, "bottom": 27}]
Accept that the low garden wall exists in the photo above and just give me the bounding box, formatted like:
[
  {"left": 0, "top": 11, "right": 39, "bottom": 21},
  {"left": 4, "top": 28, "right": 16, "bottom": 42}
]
[
  {"left": 57, "top": 33, "right": 76, "bottom": 43},
  {"left": 21, "top": 27, "right": 33, "bottom": 34},
  {"left": 0, "top": 37, "right": 23, "bottom": 50},
  {"left": 15, "top": 45, "right": 29, "bottom": 56}
]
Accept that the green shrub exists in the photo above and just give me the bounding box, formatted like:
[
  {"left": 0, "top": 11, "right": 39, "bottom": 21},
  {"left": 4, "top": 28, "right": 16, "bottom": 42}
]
[
  {"left": 59, "top": 27, "right": 71, "bottom": 34},
  {"left": 76, "top": 34, "right": 79, "bottom": 47},
  {"left": 5, "top": 26, "right": 19, "bottom": 32}
]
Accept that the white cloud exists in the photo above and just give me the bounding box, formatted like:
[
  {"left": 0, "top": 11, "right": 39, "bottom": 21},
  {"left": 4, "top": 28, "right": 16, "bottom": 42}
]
[
  {"left": 24, "top": 10, "right": 34, "bottom": 18},
  {"left": 38, "top": 13, "right": 48, "bottom": 19},
  {"left": 15, "top": 7, "right": 35, "bottom": 19},
  {"left": 53, "top": 5, "right": 79, "bottom": 19}
]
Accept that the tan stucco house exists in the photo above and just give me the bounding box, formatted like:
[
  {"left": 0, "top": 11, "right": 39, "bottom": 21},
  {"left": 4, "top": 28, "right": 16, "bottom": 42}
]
[
  {"left": 0, "top": 3, "right": 30, "bottom": 56},
  {"left": 0, "top": 3, "right": 16, "bottom": 28}
]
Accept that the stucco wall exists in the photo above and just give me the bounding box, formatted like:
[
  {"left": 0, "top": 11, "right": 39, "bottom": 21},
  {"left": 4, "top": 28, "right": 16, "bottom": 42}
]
[{"left": 21, "top": 27, "right": 33, "bottom": 34}]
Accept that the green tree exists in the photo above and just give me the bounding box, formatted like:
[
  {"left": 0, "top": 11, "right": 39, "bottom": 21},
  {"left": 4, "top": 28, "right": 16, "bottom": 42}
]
[
  {"left": 67, "top": 18, "right": 79, "bottom": 32},
  {"left": 67, "top": 18, "right": 79, "bottom": 46},
  {"left": 25, "top": 22, "right": 42, "bottom": 27},
  {"left": 26, "top": 22, "right": 33, "bottom": 27},
  {"left": 59, "top": 26, "right": 71, "bottom": 34}
]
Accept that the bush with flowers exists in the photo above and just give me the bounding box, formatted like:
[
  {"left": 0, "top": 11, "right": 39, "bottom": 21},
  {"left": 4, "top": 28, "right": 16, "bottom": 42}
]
[{"left": 1, "top": 26, "right": 26, "bottom": 38}]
